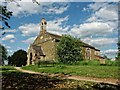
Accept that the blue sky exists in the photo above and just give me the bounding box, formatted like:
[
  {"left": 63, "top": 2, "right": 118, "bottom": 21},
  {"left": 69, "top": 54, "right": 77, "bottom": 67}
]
[{"left": 1, "top": 0, "right": 119, "bottom": 59}]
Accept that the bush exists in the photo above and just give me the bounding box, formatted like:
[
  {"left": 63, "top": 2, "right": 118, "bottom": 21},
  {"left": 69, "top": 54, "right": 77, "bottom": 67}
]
[
  {"left": 78, "top": 60, "right": 120, "bottom": 66},
  {"left": 35, "top": 60, "right": 56, "bottom": 67},
  {"left": 57, "top": 35, "right": 83, "bottom": 64},
  {"left": 79, "top": 60, "right": 100, "bottom": 66},
  {"left": 105, "top": 60, "right": 120, "bottom": 66},
  {"left": 88, "top": 60, "right": 100, "bottom": 66},
  {"left": 79, "top": 61, "right": 88, "bottom": 65}
]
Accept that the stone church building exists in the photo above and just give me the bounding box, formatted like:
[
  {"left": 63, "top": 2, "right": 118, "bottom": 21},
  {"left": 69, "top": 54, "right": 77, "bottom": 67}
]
[{"left": 27, "top": 18, "right": 103, "bottom": 65}]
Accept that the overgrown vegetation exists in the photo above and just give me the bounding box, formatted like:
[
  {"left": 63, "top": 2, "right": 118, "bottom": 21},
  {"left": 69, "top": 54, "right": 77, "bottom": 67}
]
[
  {"left": 35, "top": 59, "right": 120, "bottom": 67},
  {"left": 57, "top": 35, "right": 83, "bottom": 64},
  {"left": 78, "top": 60, "right": 120, "bottom": 66}
]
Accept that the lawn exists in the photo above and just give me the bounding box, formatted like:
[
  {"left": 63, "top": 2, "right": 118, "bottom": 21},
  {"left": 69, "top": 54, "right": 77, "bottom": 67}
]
[
  {"left": 1, "top": 65, "right": 119, "bottom": 90},
  {"left": 22, "top": 64, "right": 119, "bottom": 79}
]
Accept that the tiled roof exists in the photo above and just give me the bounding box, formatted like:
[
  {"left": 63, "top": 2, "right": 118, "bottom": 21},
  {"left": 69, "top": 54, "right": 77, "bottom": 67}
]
[
  {"left": 46, "top": 32, "right": 100, "bottom": 50},
  {"left": 46, "top": 32, "right": 61, "bottom": 39},
  {"left": 33, "top": 30, "right": 100, "bottom": 51}
]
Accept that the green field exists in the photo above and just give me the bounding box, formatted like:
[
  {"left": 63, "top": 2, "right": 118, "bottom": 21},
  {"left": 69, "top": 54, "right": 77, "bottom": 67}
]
[{"left": 22, "top": 64, "right": 119, "bottom": 79}]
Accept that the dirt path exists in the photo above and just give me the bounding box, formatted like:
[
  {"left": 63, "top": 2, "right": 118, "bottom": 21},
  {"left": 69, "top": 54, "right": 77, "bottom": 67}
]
[{"left": 14, "top": 67, "right": 119, "bottom": 85}]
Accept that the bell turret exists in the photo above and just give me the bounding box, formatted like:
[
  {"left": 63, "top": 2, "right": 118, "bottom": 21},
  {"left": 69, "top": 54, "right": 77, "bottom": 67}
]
[{"left": 40, "top": 18, "right": 47, "bottom": 34}]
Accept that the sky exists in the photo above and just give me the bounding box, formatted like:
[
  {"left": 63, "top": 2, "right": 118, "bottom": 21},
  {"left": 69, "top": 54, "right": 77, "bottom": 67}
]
[{"left": 1, "top": 0, "right": 119, "bottom": 59}]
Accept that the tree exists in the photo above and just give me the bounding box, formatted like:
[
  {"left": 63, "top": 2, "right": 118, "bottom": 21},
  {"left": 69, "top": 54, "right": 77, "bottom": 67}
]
[
  {"left": 0, "top": 44, "right": 8, "bottom": 65},
  {"left": 57, "top": 35, "right": 83, "bottom": 64},
  {"left": 9, "top": 49, "right": 27, "bottom": 67},
  {"left": 117, "top": 40, "right": 120, "bottom": 60},
  {"left": 8, "top": 55, "right": 12, "bottom": 65},
  {"left": 0, "top": 5, "right": 12, "bottom": 29},
  {"left": 0, "top": 5, "right": 13, "bottom": 37}
]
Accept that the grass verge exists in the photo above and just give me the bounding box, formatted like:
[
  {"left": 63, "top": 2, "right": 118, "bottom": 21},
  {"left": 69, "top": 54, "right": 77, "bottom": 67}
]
[{"left": 22, "top": 64, "right": 119, "bottom": 79}]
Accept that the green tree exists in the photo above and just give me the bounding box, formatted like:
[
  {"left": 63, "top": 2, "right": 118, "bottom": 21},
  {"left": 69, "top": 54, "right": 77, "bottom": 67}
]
[
  {"left": 0, "top": 5, "right": 13, "bottom": 37},
  {"left": 0, "top": 5, "right": 12, "bottom": 29},
  {"left": 9, "top": 49, "right": 27, "bottom": 67},
  {"left": 118, "top": 40, "right": 120, "bottom": 60},
  {"left": 57, "top": 35, "right": 83, "bottom": 64},
  {"left": 0, "top": 44, "right": 8, "bottom": 65},
  {"left": 8, "top": 55, "right": 12, "bottom": 65}
]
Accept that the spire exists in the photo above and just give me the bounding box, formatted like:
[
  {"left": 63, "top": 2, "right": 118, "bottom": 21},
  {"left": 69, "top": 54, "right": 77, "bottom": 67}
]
[{"left": 40, "top": 18, "right": 47, "bottom": 34}]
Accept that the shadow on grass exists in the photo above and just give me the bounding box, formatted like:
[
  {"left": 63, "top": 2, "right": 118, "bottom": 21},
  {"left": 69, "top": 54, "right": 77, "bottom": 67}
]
[
  {"left": 2, "top": 67, "right": 120, "bottom": 90},
  {"left": 92, "top": 83, "right": 120, "bottom": 90},
  {"left": 2, "top": 68, "right": 12, "bottom": 71},
  {"left": 2, "top": 71, "right": 65, "bottom": 90}
]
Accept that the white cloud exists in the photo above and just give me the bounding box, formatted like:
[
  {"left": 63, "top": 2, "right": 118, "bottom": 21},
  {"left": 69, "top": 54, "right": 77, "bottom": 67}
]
[
  {"left": 101, "top": 49, "right": 118, "bottom": 56},
  {"left": 86, "top": 16, "right": 98, "bottom": 22},
  {"left": 22, "top": 36, "right": 36, "bottom": 44},
  {"left": 7, "top": 49, "right": 13, "bottom": 53},
  {"left": 3, "top": 29, "right": 17, "bottom": 33},
  {"left": 2, "top": 44, "right": 11, "bottom": 49},
  {"left": 88, "top": 2, "right": 109, "bottom": 11},
  {"left": 82, "top": 37, "right": 118, "bottom": 47},
  {"left": 2, "top": 34, "right": 15, "bottom": 41},
  {"left": 47, "top": 16, "right": 70, "bottom": 35},
  {"left": 42, "top": 3, "right": 69, "bottom": 14},
  {"left": 86, "top": 2, "right": 118, "bottom": 31},
  {"left": 10, "top": 40, "right": 15, "bottom": 43},
  {"left": 7, "top": 2, "right": 69, "bottom": 16},
  {"left": 69, "top": 22, "right": 113, "bottom": 37},
  {"left": 6, "top": 46, "right": 11, "bottom": 49},
  {"left": 18, "top": 23, "right": 40, "bottom": 36},
  {"left": 94, "top": 5, "right": 118, "bottom": 21},
  {"left": 19, "top": 16, "right": 70, "bottom": 36}
]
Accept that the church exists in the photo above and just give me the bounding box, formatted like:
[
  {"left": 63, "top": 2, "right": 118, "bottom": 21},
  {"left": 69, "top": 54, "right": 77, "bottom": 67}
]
[{"left": 27, "top": 18, "right": 104, "bottom": 65}]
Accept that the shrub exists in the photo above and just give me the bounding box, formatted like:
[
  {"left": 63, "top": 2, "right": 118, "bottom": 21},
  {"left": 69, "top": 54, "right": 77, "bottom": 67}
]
[
  {"left": 105, "top": 60, "right": 120, "bottom": 66},
  {"left": 35, "top": 60, "right": 56, "bottom": 67},
  {"left": 79, "top": 60, "right": 100, "bottom": 66},
  {"left": 88, "top": 60, "right": 100, "bottom": 66},
  {"left": 79, "top": 61, "right": 88, "bottom": 65},
  {"left": 57, "top": 35, "right": 83, "bottom": 64}
]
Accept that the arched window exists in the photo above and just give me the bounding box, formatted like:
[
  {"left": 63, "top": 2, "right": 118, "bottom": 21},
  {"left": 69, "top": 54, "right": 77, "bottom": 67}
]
[{"left": 86, "top": 48, "right": 91, "bottom": 60}]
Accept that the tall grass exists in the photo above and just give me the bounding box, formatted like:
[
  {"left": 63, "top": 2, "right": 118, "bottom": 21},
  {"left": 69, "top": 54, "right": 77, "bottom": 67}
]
[
  {"left": 34, "top": 59, "right": 119, "bottom": 67},
  {"left": 78, "top": 60, "right": 120, "bottom": 66}
]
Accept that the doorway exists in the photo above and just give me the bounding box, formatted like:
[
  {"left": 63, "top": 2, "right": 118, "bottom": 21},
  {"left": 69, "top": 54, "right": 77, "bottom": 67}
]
[{"left": 30, "top": 53, "right": 32, "bottom": 64}]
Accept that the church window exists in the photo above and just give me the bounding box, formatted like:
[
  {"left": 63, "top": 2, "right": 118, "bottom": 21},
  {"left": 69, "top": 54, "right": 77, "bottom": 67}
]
[
  {"left": 35, "top": 54, "right": 37, "bottom": 56},
  {"left": 86, "top": 48, "right": 91, "bottom": 60}
]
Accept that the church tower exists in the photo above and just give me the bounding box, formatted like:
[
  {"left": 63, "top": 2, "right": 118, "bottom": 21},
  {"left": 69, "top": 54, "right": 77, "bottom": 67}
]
[{"left": 40, "top": 18, "right": 47, "bottom": 34}]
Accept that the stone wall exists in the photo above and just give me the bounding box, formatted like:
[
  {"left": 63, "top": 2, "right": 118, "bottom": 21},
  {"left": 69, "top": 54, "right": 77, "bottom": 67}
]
[{"left": 37, "top": 39, "right": 56, "bottom": 61}]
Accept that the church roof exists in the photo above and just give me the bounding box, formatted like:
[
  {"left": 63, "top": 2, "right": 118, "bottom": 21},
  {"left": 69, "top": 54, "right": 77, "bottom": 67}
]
[
  {"left": 46, "top": 32, "right": 61, "bottom": 39},
  {"left": 33, "top": 29, "right": 100, "bottom": 51},
  {"left": 31, "top": 45, "right": 45, "bottom": 56},
  {"left": 46, "top": 32, "right": 100, "bottom": 50}
]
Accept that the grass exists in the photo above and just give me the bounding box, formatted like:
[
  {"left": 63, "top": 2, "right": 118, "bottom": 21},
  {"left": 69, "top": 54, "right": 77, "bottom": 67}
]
[
  {"left": 1, "top": 65, "right": 120, "bottom": 90},
  {"left": 22, "top": 64, "right": 119, "bottom": 79}
]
